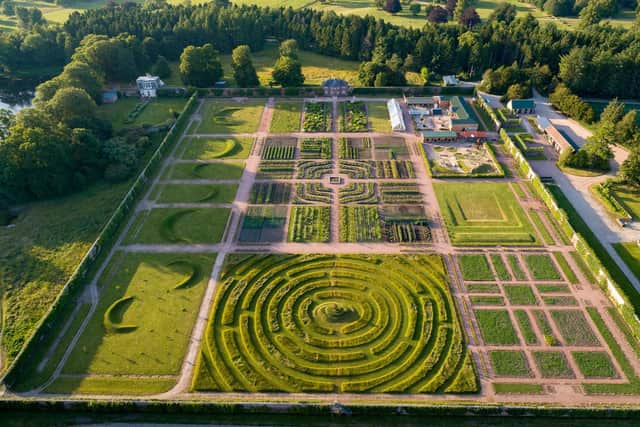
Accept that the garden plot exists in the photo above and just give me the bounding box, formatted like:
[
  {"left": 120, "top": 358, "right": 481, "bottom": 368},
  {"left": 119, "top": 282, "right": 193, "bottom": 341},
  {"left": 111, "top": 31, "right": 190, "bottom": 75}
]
[
  {"left": 380, "top": 205, "right": 432, "bottom": 244},
  {"left": 288, "top": 206, "right": 331, "bottom": 242},
  {"left": 300, "top": 138, "right": 332, "bottom": 159},
  {"left": 179, "top": 137, "right": 254, "bottom": 160},
  {"left": 374, "top": 160, "right": 415, "bottom": 179},
  {"left": 163, "top": 162, "right": 245, "bottom": 180},
  {"left": 196, "top": 99, "right": 265, "bottom": 134},
  {"left": 338, "top": 137, "right": 372, "bottom": 160},
  {"left": 257, "top": 161, "right": 296, "bottom": 179},
  {"left": 339, "top": 161, "right": 375, "bottom": 179},
  {"left": 47, "top": 252, "right": 216, "bottom": 395},
  {"left": 425, "top": 142, "right": 501, "bottom": 177},
  {"left": 262, "top": 137, "right": 297, "bottom": 160},
  {"left": 379, "top": 182, "right": 423, "bottom": 204},
  {"left": 238, "top": 206, "right": 288, "bottom": 243},
  {"left": 367, "top": 102, "right": 390, "bottom": 132},
  {"left": 124, "top": 208, "right": 230, "bottom": 244},
  {"left": 270, "top": 101, "right": 302, "bottom": 132},
  {"left": 151, "top": 183, "right": 238, "bottom": 204},
  {"left": 249, "top": 183, "right": 292, "bottom": 204},
  {"left": 339, "top": 101, "right": 368, "bottom": 132},
  {"left": 303, "top": 101, "right": 332, "bottom": 132},
  {"left": 374, "top": 137, "right": 410, "bottom": 160},
  {"left": 192, "top": 254, "right": 477, "bottom": 393},
  {"left": 340, "top": 206, "right": 382, "bottom": 242},
  {"left": 294, "top": 183, "right": 332, "bottom": 204},
  {"left": 434, "top": 182, "right": 539, "bottom": 246},
  {"left": 297, "top": 161, "right": 332, "bottom": 179},
  {"left": 339, "top": 183, "right": 378, "bottom": 204}
]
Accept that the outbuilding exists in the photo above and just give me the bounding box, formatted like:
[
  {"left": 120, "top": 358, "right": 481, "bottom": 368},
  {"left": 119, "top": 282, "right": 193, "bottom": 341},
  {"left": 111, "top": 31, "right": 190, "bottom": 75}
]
[
  {"left": 322, "top": 78, "right": 351, "bottom": 96},
  {"left": 136, "top": 75, "right": 164, "bottom": 97},
  {"left": 507, "top": 99, "right": 536, "bottom": 114}
]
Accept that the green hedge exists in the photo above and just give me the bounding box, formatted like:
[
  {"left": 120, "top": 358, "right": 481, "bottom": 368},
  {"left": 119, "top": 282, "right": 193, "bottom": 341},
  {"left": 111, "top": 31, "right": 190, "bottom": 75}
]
[
  {"left": 499, "top": 128, "right": 640, "bottom": 342},
  {"left": 590, "top": 182, "right": 632, "bottom": 221},
  {"left": 1, "top": 94, "right": 199, "bottom": 387}
]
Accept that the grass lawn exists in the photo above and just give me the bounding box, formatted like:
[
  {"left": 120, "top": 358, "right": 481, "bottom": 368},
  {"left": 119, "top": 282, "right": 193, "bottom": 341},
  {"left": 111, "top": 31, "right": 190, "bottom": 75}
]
[
  {"left": 467, "top": 283, "right": 500, "bottom": 293},
  {"left": 458, "top": 254, "right": 494, "bottom": 281},
  {"left": 493, "top": 382, "right": 544, "bottom": 394},
  {"left": 610, "top": 184, "right": 640, "bottom": 221},
  {"left": 504, "top": 285, "right": 538, "bottom": 306},
  {"left": 151, "top": 183, "right": 238, "bottom": 204},
  {"left": 163, "top": 162, "right": 245, "bottom": 180},
  {"left": 572, "top": 351, "right": 617, "bottom": 378},
  {"left": 270, "top": 101, "right": 302, "bottom": 132},
  {"left": 550, "top": 310, "right": 600, "bottom": 346},
  {"left": 44, "top": 376, "right": 176, "bottom": 395},
  {"left": 523, "top": 254, "right": 561, "bottom": 280},
  {"left": 367, "top": 103, "right": 390, "bottom": 132},
  {"left": 196, "top": 99, "right": 265, "bottom": 134},
  {"left": 470, "top": 296, "right": 505, "bottom": 306},
  {"left": 490, "top": 254, "right": 511, "bottom": 281},
  {"left": 179, "top": 137, "right": 254, "bottom": 160},
  {"left": 124, "top": 208, "right": 230, "bottom": 244},
  {"left": 533, "top": 351, "right": 574, "bottom": 378},
  {"left": 489, "top": 350, "right": 532, "bottom": 377},
  {"left": 56, "top": 252, "right": 215, "bottom": 392},
  {"left": 0, "top": 181, "right": 134, "bottom": 368},
  {"left": 218, "top": 43, "right": 361, "bottom": 86},
  {"left": 475, "top": 309, "right": 519, "bottom": 345},
  {"left": 434, "top": 182, "right": 539, "bottom": 246},
  {"left": 613, "top": 242, "right": 640, "bottom": 281},
  {"left": 98, "top": 98, "right": 187, "bottom": 130},
  {"left": 553, "top": 252, "right": 579, "bottom": 284}
]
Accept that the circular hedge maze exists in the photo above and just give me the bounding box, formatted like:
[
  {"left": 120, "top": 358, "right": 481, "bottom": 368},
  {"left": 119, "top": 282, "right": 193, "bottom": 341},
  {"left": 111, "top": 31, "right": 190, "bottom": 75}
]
[{"left": 192, "top": 254, "right": 478, "bottom": 394}]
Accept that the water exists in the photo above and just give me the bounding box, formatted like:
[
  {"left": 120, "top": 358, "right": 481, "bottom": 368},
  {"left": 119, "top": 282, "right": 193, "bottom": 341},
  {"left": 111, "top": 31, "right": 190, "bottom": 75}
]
[{"left": 0, "top": 78, "right": 35, "bottom": 112}]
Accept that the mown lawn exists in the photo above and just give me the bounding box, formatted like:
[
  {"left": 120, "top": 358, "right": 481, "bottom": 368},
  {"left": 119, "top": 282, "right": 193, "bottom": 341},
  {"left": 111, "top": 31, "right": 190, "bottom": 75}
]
[
  {"left": 179, "top": 137, "right": 254, "bottom": 160},
  {"left": 270, "top": 101, "right": 302, "bottom": 132},
  {"left": 196, "top": 99, "right": 265, "bottom": 134},
  {"left": 613, "top": 242, "right": 640, "bottom": 281},
  {"left": 163, "top": 162, "right": 245, "bottom": 180},
  {"left": 98, "top": 98, "right": 187, "bottom": 130},
  {"left": 367, "top": 103, "right": 390, "bottom": 132},
  {"left": 151, "top": 183, "right": 238, "bottom": 204},
  {"left": 572, "top": 351, "right": 617, "bottom": 378}
]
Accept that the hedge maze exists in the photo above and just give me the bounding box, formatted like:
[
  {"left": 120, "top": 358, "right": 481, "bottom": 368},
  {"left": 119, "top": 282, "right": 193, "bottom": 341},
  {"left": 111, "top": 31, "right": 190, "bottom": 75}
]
[
  {"left": 297, "top": 161, "right": 332, "bottom": 179},
  {"left": 294, "top": 183, "right": 332, "bottom": 204},
  {"left": 193, "top": 254, "right": 477, "bottom": 393},
  {"left": 380, "top": 205, "right": 432, "bottom": 244},
  {"left": 435, "top": 182, "right": 539, "bottom": 246},
  {"left": 339, "top": 161, "right": 375, "bottom": 179},
  {"left": 339, "top": 183, "right": 377, "bottom": 204}
]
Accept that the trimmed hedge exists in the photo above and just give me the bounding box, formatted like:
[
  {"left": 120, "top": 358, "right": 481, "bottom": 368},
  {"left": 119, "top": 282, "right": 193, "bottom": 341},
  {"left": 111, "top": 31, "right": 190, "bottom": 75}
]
[
  {"left": 499, "top": 128, "right": 640, "bottom": 343},
  {"left": 1, "top": 94, "right": 199, "bottom": 387}
]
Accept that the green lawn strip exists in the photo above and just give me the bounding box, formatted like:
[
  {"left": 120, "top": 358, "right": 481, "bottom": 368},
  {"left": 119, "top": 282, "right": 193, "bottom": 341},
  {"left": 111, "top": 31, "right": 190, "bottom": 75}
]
[
  {"left": 572, "top": 351, "right": 617, "bottom": 378},
  {"left": 474, "top": 309, "right": 519, "bottom": 345},
  {"left": 543, "top": 296, "right": 578, "bottom": 306},
  {"left": 552, "top": 252, "right": 579, "bottom": 284},
  {"left": 270, "top": 101, "right": 302, "bottom": 132},
  {"left": 163, "top": 162, "right": 245, "bottom": 180},
  {"left": 366, "top": 102, "right": 390, "bottom": 132},
  {"left": 459, "top": 254, "right": 494, "bottom": 281},
  {"left": 470, "top": 296, "right": 505, "bottom": 306},
  {"left": 196, "top": 99, "right": 265, "bottom": 133},
  {"left": 98, "top": 98, "right": 187, "bottom": 130},
  {"left": 490, "top": 254, "right": 511, "bottom": 281},
  {"left": 585, "top": 307, "right": 640, "bottom": 395},
  {"left": 467, "top": 283, "right": 501, "bottom": 293},
  {"left": 61, "top": 252, "right": 215, "bottom": 377},
  {"left": 179, "top": 137, "right": 254, "bottom": 160},
  {"left": 287, "top": 206, "right": 330, "bottom": 242},
  {"left": 43, "top": 376, "right": 176, "bottom": 395},
  {"left": 511, "top": 182, "right": 526, "bottom": 199},
  {"left": 607, "top": 307, "right": 640, "bottom": 359},
  {"left": 533, "top": 351, "right": 574, "bottom": 378},
  {"left": 493, "top": 382, "right": 544, "bottom": 394},
  {"left": 124, "top": 208, "right": 230, "bottom": 244},
  {"left": 613, "top": 242, "right": 640, "bottom": 281},
  {"left": 523, "top": 254, "right": 561, "bottom": 280},
  {"left": 533, "top": 310, "right": 559, "bottom": 346},
  {"left": 535, "top": 283, "right": 570, "bottom": 293},
  {"left": 530, "top": 211, "right": 554, "bottom": 245},
  {"left": 504, "top": 285, "right": 538, "bottom": 306},
  {"left": 10, "top": 303, "right": 92, "bottom": 392},
  {"left": 547, "top": 185, "right": 640, "bottom": 308},
  {"left": 550, "top": 310, "right": 600, "bottom": 346},
  {"left": 507, "top": 255, "right": 527, "bottom": 281},
  {"left": 568, "top": 251, "right": 597, "bottom": 284},
  {"left": 152, "top": 184, "right": 238, "bottom": 204},
  {"left": 434, "top": 182, "right": 539, "bottom": 246},
  {"left": 542, "top": 210, "right": 571, "bottom": 245},
  {"left": 489, "top": 350, "right": 532, "bottom": 377},
  {"left": 514, "top": 309, "right": 539, "bottom": 345}
]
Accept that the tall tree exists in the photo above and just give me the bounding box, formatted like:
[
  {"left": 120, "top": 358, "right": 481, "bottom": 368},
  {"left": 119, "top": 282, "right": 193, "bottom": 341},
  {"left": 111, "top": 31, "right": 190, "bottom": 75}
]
[
  {"left": 271, "top": 56, "right": 304, "bottom": 87},
  {"left": 384, "top": 0, "right": 402, "bottom": 14},
  {"left": 231, "top": 45, "right": 259, "bottom": 87},
  {"left": 179, "top": 43, "right": 223, "bottom": 87}
]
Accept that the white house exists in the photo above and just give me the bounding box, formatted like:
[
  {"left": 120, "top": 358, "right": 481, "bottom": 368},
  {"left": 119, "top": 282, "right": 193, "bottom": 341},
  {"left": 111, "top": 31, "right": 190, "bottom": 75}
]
[
  {"left": 443, "top": 75, "right": 459, "bottom": 86},
  {"left": 136, "top": 75, "right": 164, "bottom": 97}
]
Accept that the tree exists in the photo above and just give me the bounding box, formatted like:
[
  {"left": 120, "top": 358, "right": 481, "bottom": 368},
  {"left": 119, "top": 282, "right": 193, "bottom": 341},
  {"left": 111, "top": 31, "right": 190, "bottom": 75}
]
[
  {"left": 279, "top": 39, "right": 299, "bottom": 59},
  {"left": 45, "top": 87, "right": 98, "bottom": 130},
  {"left": 620, "top": 149, "right": 640, "bottom": 186},
  {"left": 600, "top": 98, "right": 625, "bottom": 125},
  {"left": 544, "top": 0, "right": 573, "bottom": 17},
  {"left": 384, "top": 0, "right": 402, "bottom": 14},
  {"left": 420, "top": 66, "right": 430, "bottom": 85},
  {"left": 454, "top": 0, "right": 469, "bottom": 21},
  {"left": 152, "top": 55, "right": 171, "bottom": 78},
  {"left": 0, "top": 109, "right": 14, "bottom": 140},
  {"left": 231, "top": 45, "right": 259, "bottom": 87},
  {"left": 427, "top": 6, "right": 449, "bottom": 23},
  {"left": 459, "top": 7, "right": 480, "bottom": 28},
  {"left": 616, "top": 111, "right": 639, "bottom": 147},
  {"left": 272, "top": 55, "right": 304, "bottom": 87},
  {"left": 179, "top": 43, "right": 223, "bottom": 87},
  {"left": 409, "top": 3, "right": 421, "bottom": 16},
  {"left": 505, "top": 83, "right": 532, "bottom": 101},
  {"left": 489, "top": 3, "right": 517, "bottom": 23}
]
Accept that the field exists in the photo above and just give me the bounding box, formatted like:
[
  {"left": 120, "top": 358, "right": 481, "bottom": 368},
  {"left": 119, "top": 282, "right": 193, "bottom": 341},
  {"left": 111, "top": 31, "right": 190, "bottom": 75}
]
[
  {"left": 44, "top": 252, "right": 215, "bottom": 394},
  {"left": 151, "top": 183, "right": 238, "bottom": 204},
  {"left": 195, "top": 99, "right": 265, "bottom": 134},
  {"left": 270, "top": 101, "right": 301, "bottom": 132},
  {"left": 179, "top": 137, "right": 254, "bottom": 160},
  {"left": 613, "top": 242, "right": 640, "bottom": 280},
  {"left": 434, "top": 182, "right": 539, "bottom": 246},
  {"left": 98, "top": 98, "right": 187, "bottom": 130},
  {"left": 192, "top": 254, "right": 477, "bottom": 393}
]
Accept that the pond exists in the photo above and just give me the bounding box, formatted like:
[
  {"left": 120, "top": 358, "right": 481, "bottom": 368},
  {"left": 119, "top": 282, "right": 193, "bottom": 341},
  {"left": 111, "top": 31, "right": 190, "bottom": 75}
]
[{"left": 0, "top": 78, "right": 36, "bottom": 112}]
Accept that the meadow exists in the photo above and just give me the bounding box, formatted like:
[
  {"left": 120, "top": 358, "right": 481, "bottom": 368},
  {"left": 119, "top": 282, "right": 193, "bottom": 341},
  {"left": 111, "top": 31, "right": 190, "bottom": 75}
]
[{"left": 192, "top": 254, "right": 477, "bottom": 393}]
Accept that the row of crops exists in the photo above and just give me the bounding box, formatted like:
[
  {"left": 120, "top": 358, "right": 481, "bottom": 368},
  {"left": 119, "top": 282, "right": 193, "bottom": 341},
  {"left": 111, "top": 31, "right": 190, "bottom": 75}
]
[
  {"left": 380, "top": 182, "right": 423, "bottom": 204},
  {"left": 374, "top": 160, "right": 415, "bottom": 179},
  {"left": 340, "top": 101, "right": 368, "bottom": 132},
  {"left": 288, "top": 206, "right": 331, "bottom": 242},
  {"left": 249, "top": 183, "right": 292, "bottom": 204},
  {"left": 300, "top": 138, "right": 332, "bottom": 159},
  {"left": 339, "top": 206, "right": 382, "bottom": 242},
  {"left": 262, "top": 144, "right": 296, "bottom": 160},
  {"left": 257, "top": 161, "right": 296, "bottom": 179},
  {"left": 338, "top": 137, "right": 371, "bottom": 160},
  {"left": 303, "top": 102, "right": 332, "bottom": 132}
]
